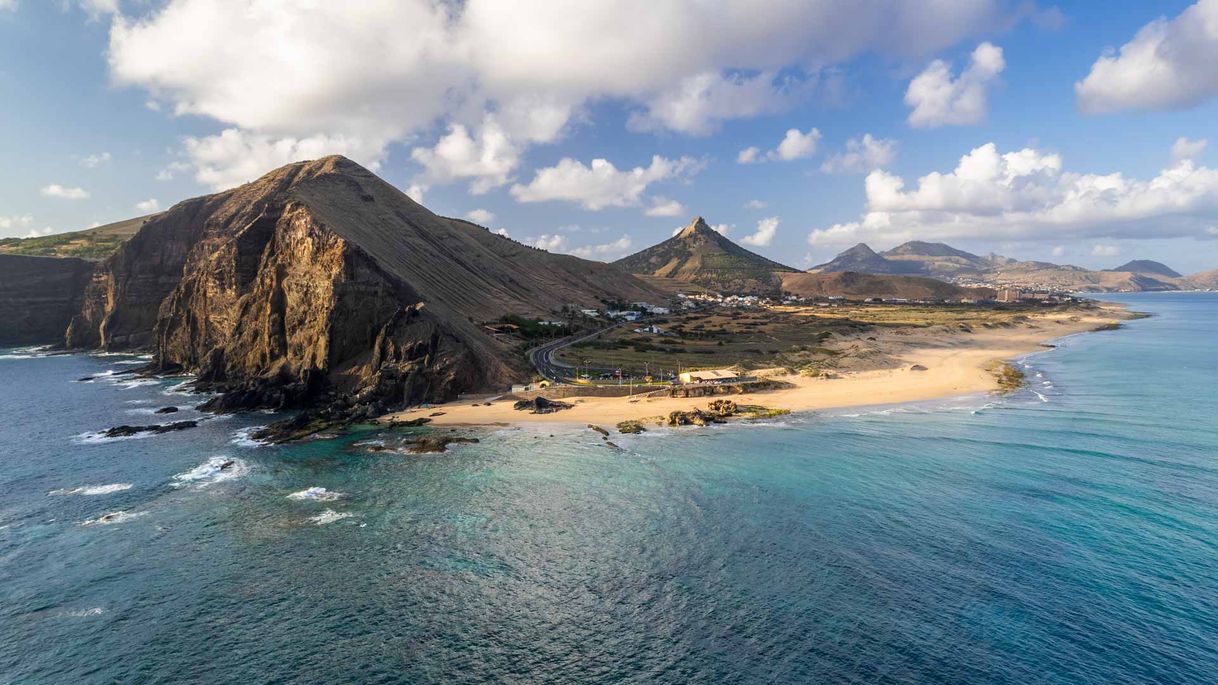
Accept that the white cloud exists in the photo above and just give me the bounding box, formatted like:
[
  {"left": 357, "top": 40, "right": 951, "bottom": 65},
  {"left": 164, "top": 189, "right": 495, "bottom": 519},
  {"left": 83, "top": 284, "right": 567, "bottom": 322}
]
[
  {"left": 182, "top": 129, "right": 385, "bottom": 190},
  {"left": 107, "top": 0, "right": 1016, "bottom": 189},
  {"left": 156, "top": 161, "right": 191, "bottom": 181},
  {"left": 1051, "top": 245, "right": 1065, "bottom": 257},
  {"left": 644, "top": 197, "right": 685, "bottom": 217},
  {"left": 40, "top": 184, "right": 90, "bottom": 200},
  {"left": 808, "top": 141, "right": 1218, "bottom": 247},
  {"left": 495, "top": 227, "right": 510, "bottom": 237},
  {"left": 820, "top": 134, "right": 897, "bottom": 174},
  {"left": 0, "top": 0, "right": 16, "bottom": 11},
  {"left": 627, "top": 71, "right": 802, "bottom": 135},
  {"left": 531, "top": 234, "right": 567, "bottom": 251},
  {"left": 905, "top": 42, "right": 1005, "bottom": 128},
  {"left": 771, "top": 128, "right": 820, "bottom": 161},
  {"left": 1172, "top": 137, "right": 1209, "bottom": 161},
  {"left": 134, "top": 198, "right": 160, "bottom": 213},
  {"left": 739, "top": 128, "right": 821, "bottom": 164},
  {"left": 79, "top": 152, "right": 111, "bottom": 168},
  {"left": 405, "top": 184, "right": 427, "bottom": 204},
  {"left": 1076, "top": 0, "right": 1218, "bottom": 114},
  {"left": 570, "top": 235, "right": 633, "bottom": 260},
  {"left": 740, "top": 216, "right": 779, "bottom": 247},
  {"left": 1091, "top": 244, "right": 1121, "bottom": 257},
  {"left": 0, "top": 214, "right": 34, "bottom": 237},
  {"left": 744, "top": 199, "right": 767, "bottom": 209},
  {"left": 510, "top": 155, "right": 701, "bottom": 210},
  {"left": 74, "top": 0, "right": 119, "bottom": 17},
  {"left": 464, "top": 209, "right": 496, "bottom": 225}
]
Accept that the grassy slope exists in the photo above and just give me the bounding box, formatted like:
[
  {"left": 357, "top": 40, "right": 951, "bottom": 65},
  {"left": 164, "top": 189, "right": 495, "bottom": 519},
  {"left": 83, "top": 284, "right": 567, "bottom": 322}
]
[{"left": 0, "top": 215, "right": 153, "bottom": 260}]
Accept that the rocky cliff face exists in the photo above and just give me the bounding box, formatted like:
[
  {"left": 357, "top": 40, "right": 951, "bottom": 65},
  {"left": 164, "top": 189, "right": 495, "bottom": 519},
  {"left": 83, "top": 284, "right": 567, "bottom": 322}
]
[
  {"left": 0, "top": 254, "right": 94, "bottom": 345},
  {"left": 57, "top": 155, "right": 659, "bottom": 423}
]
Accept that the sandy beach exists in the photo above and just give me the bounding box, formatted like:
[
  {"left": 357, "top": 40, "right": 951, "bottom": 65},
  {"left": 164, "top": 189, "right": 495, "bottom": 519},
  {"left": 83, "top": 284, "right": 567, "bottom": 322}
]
[{"left": 386, "top": 305, "right": 1129, "bottom": 430}]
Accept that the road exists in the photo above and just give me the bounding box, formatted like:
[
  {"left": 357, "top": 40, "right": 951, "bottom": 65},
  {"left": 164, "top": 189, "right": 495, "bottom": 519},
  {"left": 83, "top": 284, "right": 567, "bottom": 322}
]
[{"left": 527, "top": 323, "right": 623, "bottom": 383}]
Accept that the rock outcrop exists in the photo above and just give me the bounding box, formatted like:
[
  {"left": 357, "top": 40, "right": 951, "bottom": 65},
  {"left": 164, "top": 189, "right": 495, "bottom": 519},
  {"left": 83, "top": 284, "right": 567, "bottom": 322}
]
[{"left": 0, "top": 254, "right": 94, "bottom": 345}]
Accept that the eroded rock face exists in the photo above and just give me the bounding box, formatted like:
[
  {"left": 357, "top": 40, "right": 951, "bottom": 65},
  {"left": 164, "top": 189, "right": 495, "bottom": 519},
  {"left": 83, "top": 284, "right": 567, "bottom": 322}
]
[
  {"left": 65, "top": 157, "right": 518, "bottom": 421},
  {"left": 0, "top": 255, "right": 94, "bottom": 345}
]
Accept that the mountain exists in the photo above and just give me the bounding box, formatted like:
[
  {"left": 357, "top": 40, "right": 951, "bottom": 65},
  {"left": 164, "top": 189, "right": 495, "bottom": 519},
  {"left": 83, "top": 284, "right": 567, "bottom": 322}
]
[
  {"left": 810, "top": 241, "right": 1194, "bottom": 292},
  {"left": 0, "top": 214, "right": 155, "bottom": 260},
  {"left": 809, "top": 243, "right": 905, "bottom": 274},
  {"left": 7, "top": 156, "right": 663, "bottom": 426},
  {"left": 781, "top": 272, "right": 992, "bottom": 301},
  {"left": 1108, "top": 260, "right": 1182, "bottom": 278},
  {"left": 614, "top": 217, "right": 797, "bottom": 294}
]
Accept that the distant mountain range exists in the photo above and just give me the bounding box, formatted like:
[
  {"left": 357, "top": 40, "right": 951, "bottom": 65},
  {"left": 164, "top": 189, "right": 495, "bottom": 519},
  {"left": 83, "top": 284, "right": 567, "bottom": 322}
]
[
  {"left": 810, "top": 241, "right": 1212, "bottom": 292},
  {"left": 614, "top": 217, "right": 798, "bottom": 294}
]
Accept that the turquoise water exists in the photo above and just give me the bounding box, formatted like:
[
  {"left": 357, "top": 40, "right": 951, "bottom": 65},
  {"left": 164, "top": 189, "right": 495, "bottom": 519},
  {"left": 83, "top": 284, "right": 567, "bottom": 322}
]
[{"left": 2, "top": 293, "right": 1217, "bottom": 683}]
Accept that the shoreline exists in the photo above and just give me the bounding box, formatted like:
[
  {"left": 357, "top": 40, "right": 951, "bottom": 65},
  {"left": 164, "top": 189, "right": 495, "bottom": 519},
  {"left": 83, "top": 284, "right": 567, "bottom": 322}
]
[{"left": 385, "top": 303, "right": 1132, "bottom": 431}]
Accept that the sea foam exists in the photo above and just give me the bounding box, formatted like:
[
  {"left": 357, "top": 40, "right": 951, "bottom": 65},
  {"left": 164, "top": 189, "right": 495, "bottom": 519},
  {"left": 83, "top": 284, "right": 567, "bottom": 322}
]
[
  {"left": 49, "top": 483, "right": 133, "bottom": 496},
  {"left": 171, "top": 457, "right": 248, "bottom": 488}
]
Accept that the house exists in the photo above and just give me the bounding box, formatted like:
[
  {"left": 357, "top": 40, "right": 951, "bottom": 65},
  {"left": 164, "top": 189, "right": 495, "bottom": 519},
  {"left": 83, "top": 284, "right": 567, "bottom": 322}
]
[
  {"left": 633, "top": 324, "right": 665, "bottom": 335},
  {"left": 678, "top": 369, "right": 739, "bottom": 384},
  {"left": 646, "top": 305, "right": 670, "bottom": 315},
  {"left": 580, "top": 308, "right": 600, "bottom": 318},
  {"left": 537, "top": 320, "right": 565, "bottom": 327},
  {"left": 607, "top": 310, "right": 641, "bottom": 321}
]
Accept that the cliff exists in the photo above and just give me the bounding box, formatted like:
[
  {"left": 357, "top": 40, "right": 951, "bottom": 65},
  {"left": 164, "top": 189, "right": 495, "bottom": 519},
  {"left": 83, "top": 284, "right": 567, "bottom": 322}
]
[
  {"left": 59, "top": 156, "right": 661, "bottom": 421},
  {"left": 0, "top": 254, "right": 94, "bottom": 346}
]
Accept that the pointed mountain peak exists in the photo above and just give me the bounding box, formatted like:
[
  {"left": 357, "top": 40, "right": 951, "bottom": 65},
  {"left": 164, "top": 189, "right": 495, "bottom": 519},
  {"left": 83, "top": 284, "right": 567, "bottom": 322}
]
[
  {"left": 841, "top": 242, "right": 878, "bottom": 256},
  {"left": 676, "top": 216, "right": 716, "bottom": 239}
]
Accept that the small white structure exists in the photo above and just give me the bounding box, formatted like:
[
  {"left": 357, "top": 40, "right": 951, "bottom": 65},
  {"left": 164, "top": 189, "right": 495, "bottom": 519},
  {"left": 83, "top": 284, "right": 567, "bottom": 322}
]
[
  {"left": 607, "top": 310, "right": 641, "bottom": 321},
  {"left": 646, "top": 305, "right": 670, "bottom": 315},
  {"left": 678, "top": 369, "right": 739, "bottom": 384},
  {"left": 633, "top": 324, "right": 665, "bottom": 335},
  {"left": 580, "top": 309, "right": 600, "bottom": 318}
]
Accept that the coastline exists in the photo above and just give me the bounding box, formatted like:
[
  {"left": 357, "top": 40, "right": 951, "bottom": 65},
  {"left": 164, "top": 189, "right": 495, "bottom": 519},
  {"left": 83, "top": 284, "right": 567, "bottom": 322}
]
[{"left": 385, "top": 303, "right": 1131, "bottom": 430}]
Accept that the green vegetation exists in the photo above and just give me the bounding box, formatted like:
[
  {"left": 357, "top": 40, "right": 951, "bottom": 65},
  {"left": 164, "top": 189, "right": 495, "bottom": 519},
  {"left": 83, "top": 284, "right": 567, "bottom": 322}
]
[
  {"left": 990, "top": 362, "right": 1026, "bottom": 393},
  {"left": 0, "top": 215, "right": 148, "bottom": 260}
]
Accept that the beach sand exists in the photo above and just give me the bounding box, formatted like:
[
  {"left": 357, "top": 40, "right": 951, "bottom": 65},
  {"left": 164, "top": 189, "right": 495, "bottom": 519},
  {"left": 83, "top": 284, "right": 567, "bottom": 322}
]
[{"left": 385, "top": 305, "right": 1128, "bottom": 430}]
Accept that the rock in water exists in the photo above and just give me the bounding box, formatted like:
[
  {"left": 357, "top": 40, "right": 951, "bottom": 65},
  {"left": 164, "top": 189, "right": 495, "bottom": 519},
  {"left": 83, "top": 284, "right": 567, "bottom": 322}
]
[
  {"left": 154, "top": 406, "right": 179, "bottom": 414},
  {"left": 101, "top": 421, "right": 198, "bottom": 438}
]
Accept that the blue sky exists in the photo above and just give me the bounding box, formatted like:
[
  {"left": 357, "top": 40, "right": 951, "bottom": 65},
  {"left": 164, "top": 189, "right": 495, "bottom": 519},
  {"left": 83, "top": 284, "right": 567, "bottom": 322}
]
[{"left": 3, "top": 0, "right": 1218, "bottom": 273}]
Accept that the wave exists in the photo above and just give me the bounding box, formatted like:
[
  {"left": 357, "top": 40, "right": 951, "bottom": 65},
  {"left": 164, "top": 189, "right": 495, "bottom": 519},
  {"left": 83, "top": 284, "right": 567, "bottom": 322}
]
[
  {"left": 287, "top": 487, "right": 344, "bottom": 502},
  {"left": 72, "top": 430, "right": 154, "bottom": 445},
  {"left": 170, "top": 456, "right": 248, "bottom": 488},
  {"left": 49, "top": 483, "right": 133, "bottom": 496},
  {"left": 230, "top": 426, "right": 268, "bottom": 447},
  {"left": 81, "top": 510, "right": 147, "bottom": 526},
  {"left": 61, "top": 607, "right": 107, "bottom": 618},
  {"left": 308, "top": 509, "right": 354, "bottom": 525}
]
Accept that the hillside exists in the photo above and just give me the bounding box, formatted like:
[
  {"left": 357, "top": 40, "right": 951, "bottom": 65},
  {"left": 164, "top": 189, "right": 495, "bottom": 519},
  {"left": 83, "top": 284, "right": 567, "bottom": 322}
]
[
  {"left": 1187, "top": 268, "right": 1218, "bottom": 290},
  {"left": 614, "top": 217, "right": 797, "bottom": 294},
  {"left": 0, "top": 215, "right": 154, "bottom": 260},
  {"left": 4, "top": 155, "right": 662, "bottom": 427},
  {"left": 781, "top": 271, "right": 992, "bottom": 301},
  {"left": 811, "top": 241, "right": 1195, "bottom": 292},
  {"left": 1108, "top": 260, "right": 1182, "bottom": 278}
]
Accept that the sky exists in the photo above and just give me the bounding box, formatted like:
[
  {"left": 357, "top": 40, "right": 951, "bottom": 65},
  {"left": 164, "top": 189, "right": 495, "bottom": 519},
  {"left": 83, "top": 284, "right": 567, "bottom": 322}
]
[{"left": 2, "top": 0, "right": 1218, "bottom": 273}]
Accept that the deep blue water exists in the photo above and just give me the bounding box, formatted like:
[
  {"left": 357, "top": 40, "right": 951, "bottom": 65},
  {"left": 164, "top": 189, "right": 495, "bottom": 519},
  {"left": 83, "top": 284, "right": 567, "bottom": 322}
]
[{"left": 2, "top": 292, "right": 1217, "bottom": 684}]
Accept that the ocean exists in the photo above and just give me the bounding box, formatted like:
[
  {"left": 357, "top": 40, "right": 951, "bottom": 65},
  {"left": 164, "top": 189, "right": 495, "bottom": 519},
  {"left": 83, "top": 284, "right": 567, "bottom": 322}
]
[{"left": 2, "top": 292, "right": 1217, "bottom": 684}]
